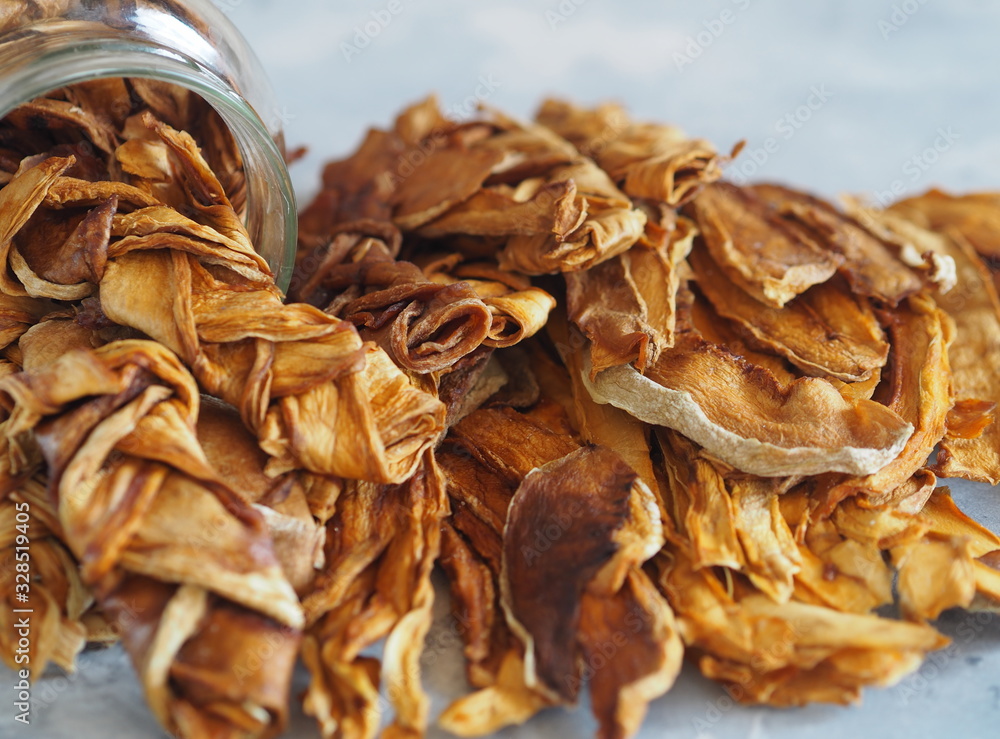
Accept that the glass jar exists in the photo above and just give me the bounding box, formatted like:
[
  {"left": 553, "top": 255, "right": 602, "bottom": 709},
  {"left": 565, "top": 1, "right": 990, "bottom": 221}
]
[{"left": 0, "top": 0, "right": 296, "bottom": 289}]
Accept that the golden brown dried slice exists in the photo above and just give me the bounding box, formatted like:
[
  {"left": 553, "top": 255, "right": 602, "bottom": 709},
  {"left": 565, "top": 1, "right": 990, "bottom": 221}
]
[
  {"left": 3, "top": 97, "right": 118, "bottom": 155},
  {"left": 293, "top": 240, "right": 495, "bottom": 375},
  {"left": 438, "top": 651, "right": 555, "bottom": 737},
  {"left": 0, "top": 155, "right": 75, "bottom": 297},
  {"left": 729, "top": 478, "right": 802, "bottom": 603},
  {"left": 501, "top": 446, "right": 642, "bottom": 701},
  {"left": 793, "top": 519, "right": 894, "bottom": 615},
  {"left": 195, "top": 396, "right": 324, "bottom": 594},
  {"left": 392, "top": 145, "right": 507, "bottom": 231},
  {"left": 656, "top": 429, "right": 744, "bottom": 571},
  {"left": 497, "top": 179, "right": 647, "bottom": 275},
  {"left": 422, "top": 256, "right": 556, "bottom": 349},
  {"left": 578, "top": 570, "right": 682, "bottom": 739},
  {"left": 892, "top": 536, "right": 976, "bottom": 621},
  {"left": 441, "top": 406, "right": 678, "bottom": 737},
  {"left": 536, "top": 98, "right": 723, "bottom": 205},
  {"left": 19, "top": 196, "right": 113, "bottom": 289},
  {"left": 302, "top": 451, "right": 448, "bottom": 739},
  {"left": 750, "top": 183, "right": 924, "bottom": 304},
  {"left": 42, "top": 175, "right": 163, "bottom": 211},
  {"left": 891, "top": 188, "right": 1000, "bottom": 260},
  {"left": 0, "top": 326, "right": 302, "bottom": 739},
  {"left": 415, "top": 179, "right": 585, "bottom": 239},
  {"left": 819, "top": 294, "right": 953, "bottom": 511},
  {"left": 686, "top": 183, "right": 841, "bottom": 307},
  {"left": 0, "top": 293, "right": 59, "bottom": 350},
  {"left": 688, "top": 289, "right": 799, "bottom": 384},
  {"left": 0, "top": 483, "right": 91, "bottom": 676},
  {"left": 831, "top": 495, "right": 931, "bottom": 551},
  {"left": 93, "top": 126, "right": 445, "bottom": 483},
  {"left": 439, "top": 521, "right": 505, "bottom": 689},
  {"left": 654, "top": 547, "right": 948, "bottom": 707},
  {"left": 567, "top": 216, "right": 695, "bottom": 375},
  {"left": 920, "top": 488, "right": 1000, "bottom": 557},
  {"left": 866, "top": 208, "right": 1000, "bottom": 483},
  {"left": 690, "top": 246, "right": 888, "bottom": 382},
  {"left": 583, "top": 328, "right": 913, "bottom": 477}
]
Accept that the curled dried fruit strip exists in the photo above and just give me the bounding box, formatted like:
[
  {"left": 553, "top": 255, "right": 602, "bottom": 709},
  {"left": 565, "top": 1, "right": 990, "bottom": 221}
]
[
  {"left": 536, "top": 98, "right": 723, "bottom": 205},
  {"left": 866, "top": 208, "right": 1000, "bottom": 483},
  {"left": 656, "top": 429, "right": 745, "bottom": 571},
  {"left": 0, "top": 486, "right": 90, "bottom": 677},
  {"left": 567, "top": 217, "right": 694, "bottom": 375},
  {"left": 302, "top": 451, "right": 448, "bottom": 739},
  {"left": 749, "top": 183, "right": 924, "bottom": 305},
  {"left": 0, "top": 324, "right": 301, "bottom": 738},
  {"left": 686, "top": 183, "right": 842, "bottom": 307},
  {"left": 654, "top": 549, "right": 948, "bottom": 707},
  {"left": 292, "top": 237, "right": 494, "bottom": 374},
  {"left": 690, "top": 246, "right": 888, "bottom": 382},
  {"left": 423, "top": 257, "right": 556, "bottom": 350},
  {"left": 0, "top": 156, "right": 75, "bottom": 297},
  {"left": 92, "top": 122, "right": 444, "bottom": 483},
  {"left": 583, "top": 330, "right": 913, "bottom": 477}
]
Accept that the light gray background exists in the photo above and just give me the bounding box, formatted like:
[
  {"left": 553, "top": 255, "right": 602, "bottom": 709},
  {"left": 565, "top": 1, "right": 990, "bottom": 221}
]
[{"left": 4, "top": 1, "right": 1000, "bottom": 737}]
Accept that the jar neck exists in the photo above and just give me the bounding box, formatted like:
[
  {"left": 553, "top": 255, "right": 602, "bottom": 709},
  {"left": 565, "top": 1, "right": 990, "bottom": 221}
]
[{"left": 0, "top": 16, "right": 296, "bottom": 290}]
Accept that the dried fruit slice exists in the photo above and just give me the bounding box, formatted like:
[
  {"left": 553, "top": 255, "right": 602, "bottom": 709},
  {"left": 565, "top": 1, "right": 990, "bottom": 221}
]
[
  {"left": 690, "top": 246, "right": 888, "bottom": 382},
  {"left": 583, "top": 331, "right": 913, "bottom": 477},
  {"left": 891, "top": 188, "right": 1000, "bottom": 260},
  {"left": 0, "top": 325, "right": 302, "bottom": 739},
  {"left": 866, "top": 208, "right": 1000, "bottom": 483},
  {"left": 301, "top": 451, "right": 447, "bottom": 739},
  {"left": 536, "top": 98, "right": 723, "bottom": 205},
  {"left": 812, "top": 293, "right": 953, "bottom": 514},
  {"left": 654, "top": 548, "right": 948, "bottom": 707},
  {"left": 750, "top": 183, "right": 923, "bottom": 304},
  {"left": 567, "top": 217, "right": 695, "bottom": 375},
  {"left": 686, "top": 182, "right": 841, "bottom": 307}
]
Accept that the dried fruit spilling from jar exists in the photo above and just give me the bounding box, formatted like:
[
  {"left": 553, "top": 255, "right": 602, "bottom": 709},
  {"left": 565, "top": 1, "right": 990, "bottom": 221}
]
[{"left": 2, "top": 81, "right": 1000, "bottom": 739}]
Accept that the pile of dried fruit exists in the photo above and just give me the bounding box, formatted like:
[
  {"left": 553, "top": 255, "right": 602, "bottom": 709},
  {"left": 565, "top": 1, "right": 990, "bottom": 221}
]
[{"left": 2, "top": 83, "right": 1000, "bottom": 739}]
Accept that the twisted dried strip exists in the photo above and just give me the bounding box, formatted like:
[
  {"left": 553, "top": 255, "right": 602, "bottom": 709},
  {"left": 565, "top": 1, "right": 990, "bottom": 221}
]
[
  {"left": 536, "top": 98, "right": 723, "bottom": 205},
  {"left": 0, "top": 323, "right": 303, "bottom": 738},
  {"left": 0, "top": 481, "right": 90, "bottom": 676},
  {"left": 862, "top": 208, "right": 1000, "bottom": 483},
  {"left": 301, "top": 451, "right": 448, "bottom": 739},
  {"left": 566, "top": 214, "right": 695, "bottom": 375},
  {"left": 652, "top": 543, "right": 948, "bottom": 706},
  {"left": 421, "top": 256, "right": 555, "bottom": 349},
  {"left": 292, "top": 233, "right": 493, "bottom": 375},
  {"left": 86, "top": 121, "right": 445, "bottom": 483}
]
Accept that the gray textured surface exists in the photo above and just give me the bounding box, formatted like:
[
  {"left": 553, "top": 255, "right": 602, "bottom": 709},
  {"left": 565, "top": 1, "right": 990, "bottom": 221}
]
[{"left": 4, "top": 0, "right": 1000, "bottom": 737}]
